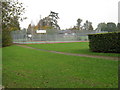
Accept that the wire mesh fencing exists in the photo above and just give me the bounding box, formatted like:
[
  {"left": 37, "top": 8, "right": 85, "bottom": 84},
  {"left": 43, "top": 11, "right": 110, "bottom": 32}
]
[{"left": 11, "top": 29, "right": 105, "bottom": 44}]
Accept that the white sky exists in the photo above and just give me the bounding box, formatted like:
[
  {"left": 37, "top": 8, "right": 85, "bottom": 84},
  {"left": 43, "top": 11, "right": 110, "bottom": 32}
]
[{"left": 19, "top": 0, "right": 119, "bottom": 29}]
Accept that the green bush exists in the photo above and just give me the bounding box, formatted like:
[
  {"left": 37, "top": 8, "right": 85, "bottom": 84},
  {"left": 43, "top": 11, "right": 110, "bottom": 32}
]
[
  {"left": 2, "top": 31, "right": 13, "bottom": 47},
  {"left": 88, "top": 32, "right": 120, "bottom": 53}
]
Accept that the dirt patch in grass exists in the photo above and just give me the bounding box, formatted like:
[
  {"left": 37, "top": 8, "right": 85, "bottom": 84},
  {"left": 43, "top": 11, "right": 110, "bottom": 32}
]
[{"left": 17, "top": 45, "right": 118, "bottom": 61}]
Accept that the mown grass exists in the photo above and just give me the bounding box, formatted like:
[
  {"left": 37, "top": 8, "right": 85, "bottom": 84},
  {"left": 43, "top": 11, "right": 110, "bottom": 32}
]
[
  {"left": 3, "top": 45, "right": 118, "bottom": 88},
  {"left": 26, "top": 42, "right": 119, "bottom": 57}
]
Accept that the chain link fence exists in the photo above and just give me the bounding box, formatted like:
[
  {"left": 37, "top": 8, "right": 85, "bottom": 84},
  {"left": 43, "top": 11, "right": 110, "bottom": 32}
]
[{"left": 11, "top": 29, "right": 106, "bottom": 44}]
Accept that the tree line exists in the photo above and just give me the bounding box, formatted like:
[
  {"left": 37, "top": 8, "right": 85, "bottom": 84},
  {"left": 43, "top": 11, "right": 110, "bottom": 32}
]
[
  {"left": 2, "top": 0, "right": 120, "bottom": 47},
  {"left": 96, "top": 22, "right": 120, "bottom": 32}
]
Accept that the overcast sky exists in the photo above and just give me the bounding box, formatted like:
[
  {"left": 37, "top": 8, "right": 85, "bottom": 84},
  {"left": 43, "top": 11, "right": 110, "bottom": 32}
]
[{"left": 19, "top": 0, "right": 119, "bottom": 30}]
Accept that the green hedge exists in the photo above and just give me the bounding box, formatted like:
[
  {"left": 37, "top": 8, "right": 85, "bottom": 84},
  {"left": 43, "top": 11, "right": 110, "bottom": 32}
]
[
  {"left": 88, "top": 32, "right": 120, "bottom": 53},
  {"left": 2, "top": 30, "right": 13, "bottom": 47}
]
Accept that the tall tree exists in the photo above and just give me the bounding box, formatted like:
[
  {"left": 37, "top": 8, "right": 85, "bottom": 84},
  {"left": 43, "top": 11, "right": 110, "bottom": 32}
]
[
  {"left": 96, "top": 22, "right": 117, "bottom": 32},
  {"left": 49, "top": 11, "right": 60, "bottom": 30},
  {"left": 77, "top": 18, "right": 82, "bottom": 30},
  {"left": 2, "top": 0, "right": 26, "bottom": 47},
  {"left": 117, "top": 23, "right": 120, "bottom": 30},
  {"left": 88, "top": 22, "right": 93, "bottom": 30},
  {"left": 83, "top": 20, "right": 93, "bottom": 30},
  {"left": 96, "top": 23, "right": 107, "bottom": 31},
  {"left": 2, "top": 0, "right": 26, "bottom": 31},
  {"left": 107, "top": 22, "right": 117, "bottom": 32}
]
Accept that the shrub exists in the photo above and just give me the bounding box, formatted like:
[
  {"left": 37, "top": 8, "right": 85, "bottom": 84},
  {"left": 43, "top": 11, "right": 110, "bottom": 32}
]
[
  {"left": 88, "top": 32, "right": 120, "bottom": 53},
  {"left": 2, "top": 30, "right": 13, "bottom": 47}
]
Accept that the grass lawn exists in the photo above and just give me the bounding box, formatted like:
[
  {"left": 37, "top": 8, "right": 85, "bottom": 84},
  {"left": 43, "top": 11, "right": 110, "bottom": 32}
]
[
  {"left": 26, "top": 42, "right": 119, "bottom": 57},
  {"left": 3, "top": 45, "right": 118, "bottom": 88}
]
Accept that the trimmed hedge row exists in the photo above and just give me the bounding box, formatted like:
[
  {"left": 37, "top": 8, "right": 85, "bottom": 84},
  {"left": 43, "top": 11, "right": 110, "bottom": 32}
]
[{"left": 88, "top": 32, "right": 120, "bottom": 53}]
